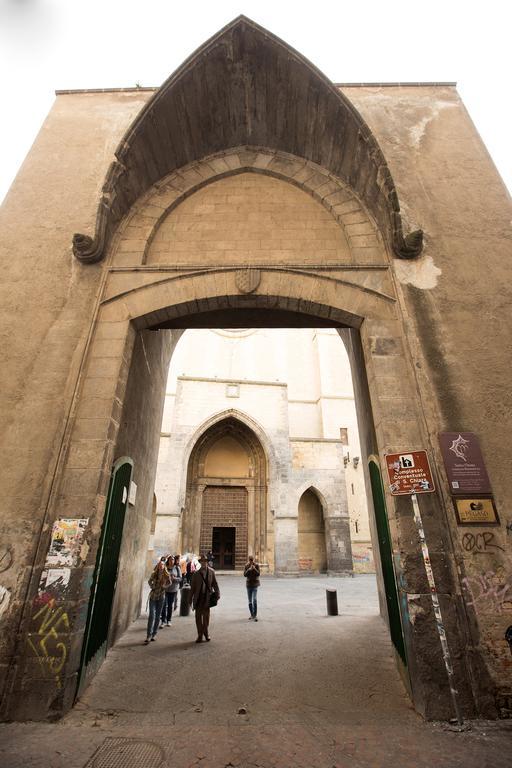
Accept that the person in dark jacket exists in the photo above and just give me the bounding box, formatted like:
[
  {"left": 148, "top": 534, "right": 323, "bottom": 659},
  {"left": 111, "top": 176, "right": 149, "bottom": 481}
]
[
  {"left": 244, "top": 555, "right": 260, "bottom": 621},
  {"left": 191, "top": 554, "right": 220, "bottom": 642}
]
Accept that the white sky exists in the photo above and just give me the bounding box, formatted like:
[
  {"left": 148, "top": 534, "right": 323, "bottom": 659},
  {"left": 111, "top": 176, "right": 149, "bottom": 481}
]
[{"left": 0, "top": 0, "right": 511, "bottom": 204}]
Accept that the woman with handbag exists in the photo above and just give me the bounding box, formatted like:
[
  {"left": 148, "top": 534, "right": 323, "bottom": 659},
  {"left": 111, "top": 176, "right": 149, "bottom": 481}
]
[
  {"left": 191, "top": 553, "right": 220, "bottom": 643},
  {"left": 145, "top": 559, "right": 170, "bottom": 644},
  {"left": 160, "top": 554, "right": 181, "bottom": 627}
]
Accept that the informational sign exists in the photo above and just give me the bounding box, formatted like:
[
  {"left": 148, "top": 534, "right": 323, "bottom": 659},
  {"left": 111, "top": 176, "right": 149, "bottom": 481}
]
[
  {"left": 439, "top": 432, "right": 492, "bottom": 496},
  {"left": 454, "top": 497, "right": 499, "bottom": 525},
  {"left": 385, "top": 451, "right": 435, "bottom": 495}
]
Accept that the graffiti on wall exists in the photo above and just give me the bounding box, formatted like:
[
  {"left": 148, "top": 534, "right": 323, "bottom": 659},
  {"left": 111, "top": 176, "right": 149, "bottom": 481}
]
[
  {"left": 461, "top": 531, "right": 504, "bottom": 555},
  {"left": 0, "top": 585, "right": 11, "bottom": 620},
  {"left": 25, "top": 517, "right": 89, "bottom": 686},
  {"left": 0, "top": 545, "right": 14, "bottom": 574},
  {"left": 28, "top": 598, "right": 70, "bottom": 689},
  {"left": 462, "top": 570, "right": 512, "bottom": 614},
  {"left": 0, "top": 545, "right": 14, "bottom": 623}
]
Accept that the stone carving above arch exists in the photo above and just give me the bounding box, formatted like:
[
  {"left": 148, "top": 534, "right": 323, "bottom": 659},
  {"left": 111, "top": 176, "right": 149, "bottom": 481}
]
[{"left": 73, "top": 16, "right": 422, "bottom": 264}]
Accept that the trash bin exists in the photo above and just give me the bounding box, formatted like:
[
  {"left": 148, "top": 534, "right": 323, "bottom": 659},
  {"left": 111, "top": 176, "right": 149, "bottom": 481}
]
[
  {"left": 326, "top": 587, "right": 338, "bottom": 616},
  {"left": 180, "top": 583, "right": 192, "bottom": 616}
]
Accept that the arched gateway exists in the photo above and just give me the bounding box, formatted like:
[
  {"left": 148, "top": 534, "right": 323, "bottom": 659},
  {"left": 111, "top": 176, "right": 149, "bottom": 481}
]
[
  {"left": 1, "top": 16, "right": 511, "bottom": 723},
  {"left": 182, "top": 416, "right": 269, "bottom": 570}
]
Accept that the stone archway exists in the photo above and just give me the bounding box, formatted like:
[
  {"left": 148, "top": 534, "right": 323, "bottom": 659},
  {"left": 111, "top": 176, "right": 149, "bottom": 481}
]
[
  {"left": 4, "top": 16, "right": 504, "bottom": 725},
  {"left": 182, "top": 416, "right": 269, "bottom": 570}
]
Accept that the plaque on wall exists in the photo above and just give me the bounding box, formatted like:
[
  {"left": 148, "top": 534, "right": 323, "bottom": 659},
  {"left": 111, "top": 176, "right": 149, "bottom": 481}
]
[
  {"left": 453, "top": 497, "right": 499, "bottom": 526},
  {"left": 439, "top": 432, "right": 492, "bottom": 496}
]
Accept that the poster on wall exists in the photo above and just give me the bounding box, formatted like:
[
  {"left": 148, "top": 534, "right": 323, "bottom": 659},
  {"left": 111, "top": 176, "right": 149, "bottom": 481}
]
[
  {"left": 45, "top": 518, "right": 89, "bottom": 567},
  {"left": 439, "top": 432, "right": 492, "bottom": 496}
]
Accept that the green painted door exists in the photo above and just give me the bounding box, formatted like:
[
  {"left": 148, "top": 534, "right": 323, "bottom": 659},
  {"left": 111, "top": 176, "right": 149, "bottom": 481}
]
[
  {"left": 77, "top": 457, "right": 133, "bottom": 697},
  {"left": 369, "top": 459, "right": 407, "bottom": 665}
]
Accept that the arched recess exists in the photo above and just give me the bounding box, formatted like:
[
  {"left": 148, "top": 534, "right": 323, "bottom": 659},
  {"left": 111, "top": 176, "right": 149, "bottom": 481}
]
[
  {"left": 177, "top": 408, "right": 281, "bottom": 519},
  {"left": 181, "top": 416, "right": 269, "bottom": 570},
  {"left": 109, "top": 146, "right": 389, "bottom": 272},
  {"left": 298, "top": 488, "right": 328, "bottom": 573},
  {"left": 73, "top": 16, "right": 422, "bottom": 264}
]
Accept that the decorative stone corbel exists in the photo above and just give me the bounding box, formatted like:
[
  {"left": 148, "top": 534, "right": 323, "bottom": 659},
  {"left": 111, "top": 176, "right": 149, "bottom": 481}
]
[{"left": 393, "top": 229, "right": 424, "bottom": 260}]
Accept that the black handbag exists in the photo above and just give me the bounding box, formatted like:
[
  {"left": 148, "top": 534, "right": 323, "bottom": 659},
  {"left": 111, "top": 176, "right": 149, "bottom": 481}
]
[{"left": 201, "top": 570, "right": 218, "bottom": 608}]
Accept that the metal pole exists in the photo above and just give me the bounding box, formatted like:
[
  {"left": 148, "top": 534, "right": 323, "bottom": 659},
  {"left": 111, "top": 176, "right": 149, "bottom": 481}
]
[{"left": 411, "top": 493, "right": 463, "bottom": 727}]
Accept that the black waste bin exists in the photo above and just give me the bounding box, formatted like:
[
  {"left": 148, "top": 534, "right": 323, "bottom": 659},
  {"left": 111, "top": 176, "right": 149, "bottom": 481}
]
[
  {"left": 180, "top": 584, "right": 192, "bottom": 616},
  {"left": 326, "top": 587, "right": 338, "bottom": 616}
]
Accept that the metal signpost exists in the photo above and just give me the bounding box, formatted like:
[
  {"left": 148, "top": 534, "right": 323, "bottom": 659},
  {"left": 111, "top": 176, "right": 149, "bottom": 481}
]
[{"left": 385, "top": 451, "right": 464, "bottom": 727}]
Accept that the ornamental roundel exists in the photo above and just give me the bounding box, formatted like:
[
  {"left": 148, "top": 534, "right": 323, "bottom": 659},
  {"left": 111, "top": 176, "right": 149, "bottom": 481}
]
[{"left": 235, "top": 268, "right": 261, "bottom": 294}]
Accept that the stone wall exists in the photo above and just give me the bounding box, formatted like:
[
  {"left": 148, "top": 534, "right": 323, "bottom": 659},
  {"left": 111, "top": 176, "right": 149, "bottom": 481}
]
[
  {"left": 1, "top": 65, "right": 510, "bottom": 719},
  {"left": 108, "top": 329, "right": 174, "bottom": 646},
  {"left": 344, "top": 85, "right": 512, "bottom": 715},
  {"left": 146, "top": 173, "right": 351, "bottom": 267}
]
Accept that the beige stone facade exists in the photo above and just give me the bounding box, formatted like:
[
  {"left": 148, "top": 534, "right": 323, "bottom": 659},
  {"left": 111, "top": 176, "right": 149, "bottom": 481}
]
[
  {"left": 152, "top": 328, "right": 371, "bottom": 574},
  {"left": 0, "top": 17, "right": 511, "bottom": 723}
]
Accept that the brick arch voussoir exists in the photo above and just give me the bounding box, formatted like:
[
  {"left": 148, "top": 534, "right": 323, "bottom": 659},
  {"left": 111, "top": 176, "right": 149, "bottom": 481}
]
[
  {"left": 113, "top": 147, "right": 384, "bottom": 267},
  {"left": 101, "top": 272, "right": 396, "bottom": 332}
]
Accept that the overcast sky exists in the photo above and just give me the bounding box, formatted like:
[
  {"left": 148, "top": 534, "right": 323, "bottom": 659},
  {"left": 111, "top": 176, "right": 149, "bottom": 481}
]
[{"left": 0, "top": 0, "right": 511, "bottom": 204}]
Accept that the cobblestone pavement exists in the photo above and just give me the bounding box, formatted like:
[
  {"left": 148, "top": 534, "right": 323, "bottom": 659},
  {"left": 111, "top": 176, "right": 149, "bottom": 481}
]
[{"left": 1, "top": 575, "right": 511, "bottom": 767}]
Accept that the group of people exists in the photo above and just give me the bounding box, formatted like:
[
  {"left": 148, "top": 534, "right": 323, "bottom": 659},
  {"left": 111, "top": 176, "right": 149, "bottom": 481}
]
[{"left": 145, "top": 553, "right": 261, "bottom": 644}]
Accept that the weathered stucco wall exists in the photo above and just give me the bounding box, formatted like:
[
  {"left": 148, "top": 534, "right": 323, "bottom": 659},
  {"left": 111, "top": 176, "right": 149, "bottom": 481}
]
[
  {"left": 344, "top": 85, "right": 512, "bottom": 713},
  {"left": 107, "top": 329, "right": 175, "bottom": 647},
  {"left": 0, "top": 91, "right": 152, "bottom": 714}
]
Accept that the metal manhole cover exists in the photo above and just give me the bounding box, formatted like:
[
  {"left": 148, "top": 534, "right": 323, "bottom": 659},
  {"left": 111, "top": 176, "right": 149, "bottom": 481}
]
[{"left": 85, "top": 738, "right": 165, "bottom": 768}]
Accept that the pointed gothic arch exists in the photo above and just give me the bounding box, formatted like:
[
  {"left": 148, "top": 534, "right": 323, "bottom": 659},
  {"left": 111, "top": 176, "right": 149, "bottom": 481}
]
[
  {"left": 73, "top": 16, "right": 422, "bottom": 264},
  {"left": 181, "top": 415, "right": 270, "bottom": 569},
  {"left": 177, "top": 407, "right": 280, "bottom": 517}
]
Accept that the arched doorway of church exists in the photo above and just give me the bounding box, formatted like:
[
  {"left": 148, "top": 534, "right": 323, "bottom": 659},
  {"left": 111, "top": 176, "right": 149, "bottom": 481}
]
[
  {"left": 298, "top": 488, "right": 327, "bottom": 573},
  {"left": 181, "top": 417, "right": 268, "bottom": 571}
]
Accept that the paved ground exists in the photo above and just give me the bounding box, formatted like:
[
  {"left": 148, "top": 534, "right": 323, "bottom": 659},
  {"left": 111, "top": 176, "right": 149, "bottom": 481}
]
[{"left": 1, "top": 575, "right": 511, "bottom": 768}]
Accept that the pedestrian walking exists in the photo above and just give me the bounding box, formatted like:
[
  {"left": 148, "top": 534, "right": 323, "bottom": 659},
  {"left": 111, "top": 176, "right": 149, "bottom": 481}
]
[
  {"left": 160, "top": 554, "right": 181, "bottom": 627},
  {"left": 206, "top": 549, "right": 214, "bottom": 568},
  {"left": 191, "top": 554, "right": 220, "bottom": 642},
  {"left": 172, "top": 553, "right": 181, "bottom": 611},
  {"left": 145, "top": 559, "right": 170, "bottom": 644},
  {"left": 244, "top": 555, "right": 260, "bottom": 621},
  {"left": 185, "top": 555, "right": 195, "bottom": 585}
]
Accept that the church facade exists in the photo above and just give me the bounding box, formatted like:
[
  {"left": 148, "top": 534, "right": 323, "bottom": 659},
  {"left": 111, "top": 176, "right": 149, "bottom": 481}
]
[
  {"left": 152, "top": 328, "right": 373, "bottom": 574},
  {"left": 0, "top": 17, "right": 511, "bottom": 722}
]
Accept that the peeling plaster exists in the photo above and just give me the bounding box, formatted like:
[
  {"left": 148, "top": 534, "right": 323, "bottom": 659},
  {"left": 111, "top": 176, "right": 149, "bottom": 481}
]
[
  {"left": 80, "top": 540, "right": 90, "bottom": 562},
  {"left": 409, "top": 100, "right": 458, "bottom": 147},
  {"left": 407, "top": 596, "right": 426, "bottom": 624},
  {"left": 0, "top": 585, "right": 11, "bottom": 620},
  {"left": 394, "top": 254, "right": 442, "bottom": 290}
]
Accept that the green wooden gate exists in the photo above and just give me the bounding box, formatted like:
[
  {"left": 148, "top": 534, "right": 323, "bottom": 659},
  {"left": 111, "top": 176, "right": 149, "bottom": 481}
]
[
  {"left": 369, "top": 459, "right": 407, "bottom": 665},
  {"left": 77, "top": 457, "right": 133, "bottom": 698}
]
